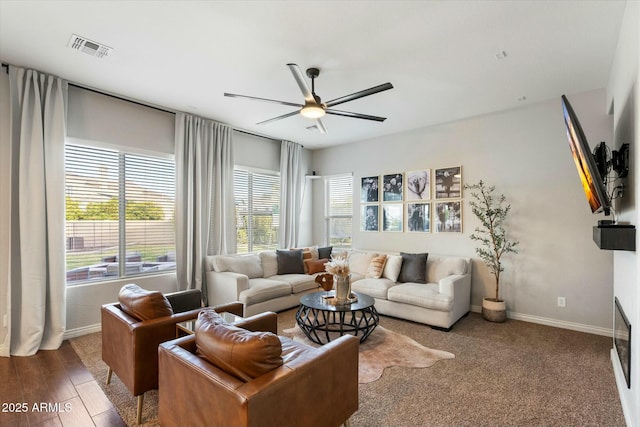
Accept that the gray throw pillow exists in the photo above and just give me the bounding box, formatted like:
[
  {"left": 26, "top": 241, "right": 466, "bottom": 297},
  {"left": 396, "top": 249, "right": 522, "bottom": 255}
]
[
  {"left": 276, "top": 249, "right": 305, "bottom": 274},
  {"left": 398, "top": 252, "right": 428, "bottom": 283},
  {"left": 318, "top": 246, "right": 333, "bottom": 260}
]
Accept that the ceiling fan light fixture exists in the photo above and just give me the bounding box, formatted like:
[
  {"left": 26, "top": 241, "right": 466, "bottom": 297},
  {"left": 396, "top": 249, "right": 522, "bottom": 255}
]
[{"left": 300, "top": 104, "right": 325, "bottom": 119}]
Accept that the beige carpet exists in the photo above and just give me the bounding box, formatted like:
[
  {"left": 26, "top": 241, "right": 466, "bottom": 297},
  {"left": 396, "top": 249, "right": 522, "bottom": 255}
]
[
  {"left": 282, "top": 325, "right": 454, "bottom": 383},
  {"left": 70, "top": 316, "right": 451, "bottom": 426},
  {"left": 70, "top": 310, "right": 626, "bottom": 427}
]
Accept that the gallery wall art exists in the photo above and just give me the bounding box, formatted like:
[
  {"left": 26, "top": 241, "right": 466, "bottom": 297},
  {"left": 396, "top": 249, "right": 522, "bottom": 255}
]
[{"left": 359, "top": 167, "right": 462, "bottom": 234}]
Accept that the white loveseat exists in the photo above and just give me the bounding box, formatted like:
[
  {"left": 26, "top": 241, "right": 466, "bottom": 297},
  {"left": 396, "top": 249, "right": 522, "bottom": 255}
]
[{"left": 206, "top": 249, "right": 472, "bottom": 330}]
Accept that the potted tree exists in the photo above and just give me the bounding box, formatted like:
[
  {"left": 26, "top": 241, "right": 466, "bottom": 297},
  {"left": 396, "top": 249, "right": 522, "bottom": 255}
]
[{"left": 465, "top": 180, "right": 519, "bottom": 322}]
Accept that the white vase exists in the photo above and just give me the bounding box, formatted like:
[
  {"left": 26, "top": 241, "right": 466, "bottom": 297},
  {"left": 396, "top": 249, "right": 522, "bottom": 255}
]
[{"left": 334, "top": 274, "right": 352, "bottom": 303}]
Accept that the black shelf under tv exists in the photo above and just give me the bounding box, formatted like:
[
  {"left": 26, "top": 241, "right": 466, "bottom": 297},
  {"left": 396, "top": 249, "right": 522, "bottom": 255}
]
[{"left": 593, "top": 225, "right": 636, "bottom": 251}]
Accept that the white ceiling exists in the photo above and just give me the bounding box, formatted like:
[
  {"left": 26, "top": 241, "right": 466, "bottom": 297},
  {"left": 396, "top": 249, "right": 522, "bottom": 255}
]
[{"left": 0, "top": 1, "right": 627, "bottom": 149}]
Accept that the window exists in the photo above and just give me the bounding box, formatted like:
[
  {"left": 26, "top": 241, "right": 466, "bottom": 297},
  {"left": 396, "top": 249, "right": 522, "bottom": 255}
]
[
  {"left": 65, "top": 144, "right": 175, "bottom": 285},
  {"left": 325, "top": 174, "right": 353, "bottom": 248},
  {"left": 234, "top": 168, "right": 280, "bottom": 253}
]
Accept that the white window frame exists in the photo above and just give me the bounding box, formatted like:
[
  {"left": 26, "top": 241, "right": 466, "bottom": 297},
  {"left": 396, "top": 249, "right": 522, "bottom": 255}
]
[
  {"left": 234, "top": 166, "right": 281, "bottom": 253},
  {"left": 324, "top": 173, "right": 353, "bottom": 249},
  {"left": 64, "top": 140, "right": 176, "bottom": 285}
]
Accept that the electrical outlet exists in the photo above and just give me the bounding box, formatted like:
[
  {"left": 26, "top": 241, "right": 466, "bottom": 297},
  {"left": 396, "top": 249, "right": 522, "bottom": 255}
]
[{"left": 557, "top": 297, "right": 566, "bottom": 308}]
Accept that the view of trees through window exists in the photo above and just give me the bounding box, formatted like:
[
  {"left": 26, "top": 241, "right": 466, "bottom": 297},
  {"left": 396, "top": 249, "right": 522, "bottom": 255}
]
[
  {"left": 234, "top": 168, "right": 280, "bottom": 253},
  {"left": 65, "top": 144, "right": 176, "bottom": 285}
]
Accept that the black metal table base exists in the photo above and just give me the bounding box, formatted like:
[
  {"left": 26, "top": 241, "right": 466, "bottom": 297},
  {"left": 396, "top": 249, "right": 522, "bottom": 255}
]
[{"left": 295, "top": 304, "right": 379, "bottom": 345}]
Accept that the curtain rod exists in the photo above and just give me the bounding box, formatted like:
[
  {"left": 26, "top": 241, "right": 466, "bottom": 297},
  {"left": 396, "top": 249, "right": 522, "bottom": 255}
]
[{"left": 2, "top": 62, "right": 291, "bottom": 145}]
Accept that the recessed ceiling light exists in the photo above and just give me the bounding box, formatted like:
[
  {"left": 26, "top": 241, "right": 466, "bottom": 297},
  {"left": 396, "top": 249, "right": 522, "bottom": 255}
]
[{"left": 495, "top": 51, "right": 508, "bottom": 60}]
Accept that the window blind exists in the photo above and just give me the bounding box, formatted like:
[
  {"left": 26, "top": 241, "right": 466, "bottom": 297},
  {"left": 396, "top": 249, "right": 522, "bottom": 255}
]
[
  {"left": 234, "top": 168, "right": 280, "bottom": 253},
  {"left": 326, "top": 175, "right": 353, "bottom": 248},
  {"left": 65, "top": 144, "right": 175, "bottom": 284}
]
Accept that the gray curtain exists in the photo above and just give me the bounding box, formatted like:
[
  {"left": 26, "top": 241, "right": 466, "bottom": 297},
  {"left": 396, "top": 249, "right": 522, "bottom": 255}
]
[
  {"left": 279, "top": 140, "right": 303, "bottom": 248},
  {"left": 6, "top": 66, "right": 67, "bottom": 356},
  {"left": 175, "top": 114, "right": 234, "bottom": 305}
]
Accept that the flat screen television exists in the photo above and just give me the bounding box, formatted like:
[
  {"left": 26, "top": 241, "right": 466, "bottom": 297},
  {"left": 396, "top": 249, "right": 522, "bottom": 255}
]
[{"left": 561, "top": 95, "right": 611, "bottom": 216}]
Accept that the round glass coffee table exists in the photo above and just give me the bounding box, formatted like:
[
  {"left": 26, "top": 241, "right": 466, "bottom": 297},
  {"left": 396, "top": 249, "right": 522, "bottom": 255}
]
[{"left": 295, "top": 291, "right": 379, "bottom": 345}]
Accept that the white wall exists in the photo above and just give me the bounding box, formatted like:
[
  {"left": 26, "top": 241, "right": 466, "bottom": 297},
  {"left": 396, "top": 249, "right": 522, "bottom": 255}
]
[
  {"left": 607, "top": 2, "right": 639, "bottom": 425},
  {"left": 312, "top": 89, "right": 615, "bottom": 334}
]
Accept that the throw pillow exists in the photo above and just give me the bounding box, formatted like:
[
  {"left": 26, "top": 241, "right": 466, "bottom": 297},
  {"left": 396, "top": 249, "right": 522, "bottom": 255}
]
[
  {"left": 118, "top": 284, "right": 173, "bottom": 321},
  {"left": 305, "top": 258, "right": 329, "bottom": 274},
  {"left": 398, "top": 252, "right": 428, "bottom": 284},
  {"left": 318, "top": 246, "right": 333, "bottom": 260},
  {"left": 366, "top": 254, "right": 388, "bottom": 279},
  {"left": 276, "top": 249, "right": 305, "bottom": 275},
  {"left": 382, "top": 255, "right": 403, "bottom": 281},
  {"left": 259, "top": 251, "right": 278, "bottom": 277},
  {"left": 349, "top": 252, "right": 377, "bottom": 275},
  {"left": 195, "top": 310, "right": 283, "bottom": 382},
  {"left": 291, "top": 247, "right": 314, "bottom": 273}
]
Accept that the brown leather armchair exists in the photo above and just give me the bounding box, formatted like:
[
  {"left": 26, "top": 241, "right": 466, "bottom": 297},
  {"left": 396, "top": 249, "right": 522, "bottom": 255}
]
[
  {"left": 101, "top": 288, "right": 243, "bottom": 424},
  {"left": 158, "top": 311, "right": 359, "bottom": 427}
]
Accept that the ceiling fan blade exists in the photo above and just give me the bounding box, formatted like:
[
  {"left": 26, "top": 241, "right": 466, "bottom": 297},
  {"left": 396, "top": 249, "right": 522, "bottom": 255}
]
[
  {"left": 325, "top": 109, "right": 387, "bottom": 122},
  {"left": 315, "top": 119, "right": 327, "bottom": 134},
  {"left": 224, "top": 92, "right": 302, "bottom": 108},
  {"left": 256, "top": 110, "right": 300, "bottom": 125},
  {"left": 286, "top": 63, "right": 314, "bottom": 103},
  {"left": 325, "top": 83, "right": 393, "bottom": 108}
]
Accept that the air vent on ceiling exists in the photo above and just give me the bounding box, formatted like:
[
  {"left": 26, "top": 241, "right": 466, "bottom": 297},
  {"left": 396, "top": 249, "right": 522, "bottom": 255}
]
[{"left": 67, "top": 34, "right": 112, "bottom": 58}]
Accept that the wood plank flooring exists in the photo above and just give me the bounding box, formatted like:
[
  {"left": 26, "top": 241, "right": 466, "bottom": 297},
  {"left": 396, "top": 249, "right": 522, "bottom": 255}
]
[{"left": 0, "top": 341, "right": 126, "bottom": 427}]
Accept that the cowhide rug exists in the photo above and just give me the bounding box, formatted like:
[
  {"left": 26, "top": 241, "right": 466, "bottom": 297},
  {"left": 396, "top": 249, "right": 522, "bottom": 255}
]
[{"left": 282, "top": 325, "right": 454, "bottom": 383}]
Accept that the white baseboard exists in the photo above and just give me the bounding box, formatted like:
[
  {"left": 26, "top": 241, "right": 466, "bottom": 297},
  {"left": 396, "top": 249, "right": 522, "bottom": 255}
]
[
  {"left": 64, "top": 323, "right": 101, "bottom": 340},
  {"left": 470, "top": 305, "right": 612, "bottom": 337},
  {"left": 611, "top": 349, "right": 633, "bottom": 427}
]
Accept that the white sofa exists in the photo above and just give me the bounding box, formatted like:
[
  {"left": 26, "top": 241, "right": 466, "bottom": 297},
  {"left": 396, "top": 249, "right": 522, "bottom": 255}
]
[
  {"left": 206, "top": 250, "right": 322, "bottom": 317},
  {"left": 347, "top": 251, "right": 472, "bottom": 330},
  {"left": 206, "top": 249, "right": 472, "bottom": 330}
]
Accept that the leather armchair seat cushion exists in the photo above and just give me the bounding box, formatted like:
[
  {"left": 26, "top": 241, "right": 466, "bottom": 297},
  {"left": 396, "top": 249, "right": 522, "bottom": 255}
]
[
  {"left": 195, "top": 310, "right": 283, "bottom": 382},
  {"left": 118, "top": 284, "right": 173, "bottom": 321}
]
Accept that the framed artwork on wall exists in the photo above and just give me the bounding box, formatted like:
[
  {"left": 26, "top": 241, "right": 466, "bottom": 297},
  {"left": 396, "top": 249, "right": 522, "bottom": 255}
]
[
  {"left": 406, "top": 169, "right": 430, "bottom": 201},
  {"left": 434, "top": 201, "right": 462, "bottom": 232},
  {"left": 382, "top": 204, "right": 403, "bottom": 232},
  {"left": 361, "top": 176, "right": 379, "bottom": 203},
  {"left": 360, "top": 205, "right": 379, "bottom": 231},
  {"left": 435, "top": 166, "right": 462, "bottom": 199},
  {"left": 407, "top": 203, "right": 430, "bottom": 232},
  {"left": 382, "top": 173, "right": 403, "bottom": 201}
]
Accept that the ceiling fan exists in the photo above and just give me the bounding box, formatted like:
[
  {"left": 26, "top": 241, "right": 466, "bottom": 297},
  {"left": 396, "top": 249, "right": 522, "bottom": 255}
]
[{"left": 224, "top": 63, "right": 393, "bottom": 134}]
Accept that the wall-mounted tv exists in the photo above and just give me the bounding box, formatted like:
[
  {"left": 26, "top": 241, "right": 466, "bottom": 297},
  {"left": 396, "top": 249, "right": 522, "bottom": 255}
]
[{"left": 561, "top": 95, "right": 611, "bottom": 216}]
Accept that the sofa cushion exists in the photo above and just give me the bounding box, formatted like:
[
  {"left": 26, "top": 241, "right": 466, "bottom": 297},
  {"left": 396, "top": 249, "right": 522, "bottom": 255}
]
[
  {"left": 350, "top": 277, "right": 396, "bottom": 300},
  {"left": 241, "top": 279, "right": 291, "bottom": 305},
  {"left": 318, "top": 246, "right": 333, "bottom": 260},
  {"left": 271, "top": 274, "right": 318, "bottom": 294},
  {"left": 305, "top": 258, "right": 328, "bottom": 274},
  {"left": 382, "top": 255, "right": 403, "bottom": 282},
  {"left": 260, "top": 251, "right": 278, "bottom": 278},
  {"left": 277, "top": 249, "right": 305, "bottom": 274},
  {"left": 387, "top": 282, "right": 453, "bottom": 312},
  {"left": 349, "top": 251, "right": 377, "bottom": 275},
  {"left": 427, "top": 256, "right": 468, "bottom": 283},
  {"left": 216, "top": 255, "right": 263, "bottom": 279},
  {"left": 398, "top": 252, "right": 428, "bottom": 284},
  {"left": 118, "top": 284, "right": 173, "bottom": 321},
  {"left": 366, "top": 254, "right": 388, "bottom": 279},
  {"left": 195, "top": 310, "right": 283, "bottom": 382}
]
